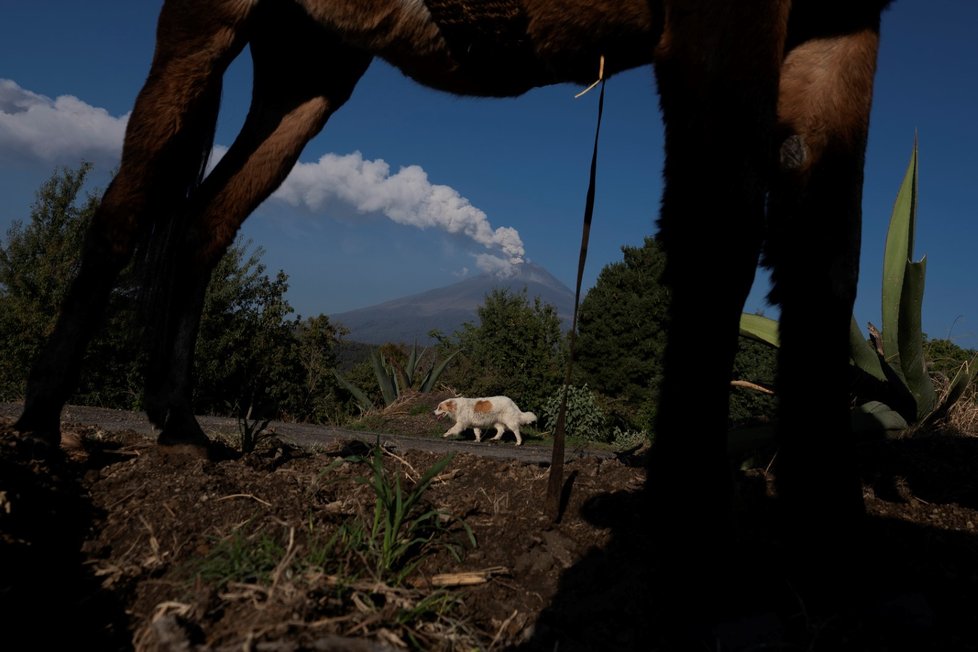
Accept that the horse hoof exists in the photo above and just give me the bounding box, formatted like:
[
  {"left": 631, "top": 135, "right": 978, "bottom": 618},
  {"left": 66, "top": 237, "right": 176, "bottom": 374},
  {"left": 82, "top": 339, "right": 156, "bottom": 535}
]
[
  {"left": 156, "top": 441, "right": 211, "bottom": 460},
  {"left": 14, "top": 433, "right": 63, "bottom": 459},
  {"left": 157, "top": 413, "right": 211, "bottom": 451},
  {"left": 157, "top": 429, "right": 210, "bottom": 447},
  {"left": 12, "top": 414, "right": 62, "bottom": 454}
]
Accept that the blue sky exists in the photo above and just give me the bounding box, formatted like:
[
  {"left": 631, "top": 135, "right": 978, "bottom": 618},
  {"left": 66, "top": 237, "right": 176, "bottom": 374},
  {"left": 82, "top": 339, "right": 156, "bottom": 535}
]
[{"left": 1, "top": 2, "right": 976, "bottom": 348}]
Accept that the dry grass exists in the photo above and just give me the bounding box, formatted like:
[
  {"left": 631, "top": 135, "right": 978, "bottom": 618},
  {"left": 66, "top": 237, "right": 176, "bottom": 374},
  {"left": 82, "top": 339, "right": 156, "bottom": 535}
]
[{"left": 945, "top": 382, "right": 978, "bottom": 435}]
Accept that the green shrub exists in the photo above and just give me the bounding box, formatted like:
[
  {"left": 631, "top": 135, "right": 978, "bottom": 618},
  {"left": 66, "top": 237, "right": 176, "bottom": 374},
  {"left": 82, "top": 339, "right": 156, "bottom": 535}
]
[
  {"left": 541, "top": 384, "right": 608, "bottom": 443},
  {"left": 609, "top": 426, "right": 650, "bottom": 451},
  {"left": 729, "top": 336, "right": 778, "bottom": 427}
]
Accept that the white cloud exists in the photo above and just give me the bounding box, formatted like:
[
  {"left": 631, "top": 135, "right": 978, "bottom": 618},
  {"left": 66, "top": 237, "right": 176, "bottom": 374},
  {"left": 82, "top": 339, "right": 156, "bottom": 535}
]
[
  {"left": 0, "top": 79, "right": 127, "bottom": 165},
  {"left": 273, "top": 151, "right": 525, "bottom": 275}
]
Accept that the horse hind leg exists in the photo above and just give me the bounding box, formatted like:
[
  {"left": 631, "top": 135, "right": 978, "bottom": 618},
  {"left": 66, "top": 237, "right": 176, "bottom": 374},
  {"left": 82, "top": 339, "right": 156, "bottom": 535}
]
[
  {"left": 14, "top": 0, "right": 252, "bottom": 446},
  {"left": 767, "top": 14, "right": 885, "bottom": 553},
  {"left": 144, "top": 10, "right": 372, "bottom": 446}
]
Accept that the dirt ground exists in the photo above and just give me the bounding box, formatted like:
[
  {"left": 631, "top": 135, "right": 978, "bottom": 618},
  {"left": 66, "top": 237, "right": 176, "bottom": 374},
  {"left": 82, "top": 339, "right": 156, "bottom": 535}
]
[{"left": 2, "top": 396, "right": 978, "bottom": 651}]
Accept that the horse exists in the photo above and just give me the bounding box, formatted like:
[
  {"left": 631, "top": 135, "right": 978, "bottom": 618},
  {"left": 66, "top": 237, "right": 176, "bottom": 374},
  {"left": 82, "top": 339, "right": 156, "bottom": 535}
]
[{"left": 17, "top": 0, "right": 891, "bottom": 594}]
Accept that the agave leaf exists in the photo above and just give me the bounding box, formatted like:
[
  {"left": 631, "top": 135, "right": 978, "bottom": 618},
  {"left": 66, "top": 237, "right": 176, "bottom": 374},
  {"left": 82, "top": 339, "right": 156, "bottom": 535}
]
[
  {"left": 881, "top": 141, "right": 918, "bottom": 364},
  {"left": 393, "top": 364, "right": 409, "bottom": 398},
  {"left": 872, "top": 346, "right": 920, "bottom": 425},
  {"left": 851, "top": 400, "right": 909, "bottom": 436},
  {"left": 897, "top": 258, "right": 936, "bottom": 419},
  {"left": 405, "top": 342, "right": 419, "bottom": 386},
  {"left": 331, "top": 369, "right": 376, "bottom": 412},
  {"left": 383, "top": 350, "right": 411, "bottom": 397},
  {"left": 849, "top": 317, "right": 887, "bottom": 382},
  {"left": 739, "top": 313, "right": 780, "bottom": 348},
  {"left": 420, "top": 349, "right": 461, "bottom": 393},
  {"left": 370, "top": 350, "right": 398, "bottom": 405}
]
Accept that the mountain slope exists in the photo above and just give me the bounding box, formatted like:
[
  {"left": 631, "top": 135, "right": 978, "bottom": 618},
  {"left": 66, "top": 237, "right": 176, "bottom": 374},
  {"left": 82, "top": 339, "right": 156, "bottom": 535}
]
[{"left": 330, "top": 263, "right": 575, "bottom": 344}]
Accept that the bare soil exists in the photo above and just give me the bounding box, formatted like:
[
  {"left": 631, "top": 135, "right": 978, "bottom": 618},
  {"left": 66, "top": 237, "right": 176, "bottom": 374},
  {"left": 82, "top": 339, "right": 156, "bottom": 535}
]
[{"left": 2, "top": 394, "right": 978, "bottom": 651}]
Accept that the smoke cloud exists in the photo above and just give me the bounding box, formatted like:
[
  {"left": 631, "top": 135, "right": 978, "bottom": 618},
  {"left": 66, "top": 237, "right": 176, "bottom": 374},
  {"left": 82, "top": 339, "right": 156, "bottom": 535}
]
[{"left": 273, "top": 152, "right": 525, "bottom": 274}]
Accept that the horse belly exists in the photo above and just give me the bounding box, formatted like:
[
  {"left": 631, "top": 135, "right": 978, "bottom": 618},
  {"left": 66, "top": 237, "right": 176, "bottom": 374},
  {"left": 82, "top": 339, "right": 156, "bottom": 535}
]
[{"left": 301, "top": 0, "right": 656, "bottom": 97}]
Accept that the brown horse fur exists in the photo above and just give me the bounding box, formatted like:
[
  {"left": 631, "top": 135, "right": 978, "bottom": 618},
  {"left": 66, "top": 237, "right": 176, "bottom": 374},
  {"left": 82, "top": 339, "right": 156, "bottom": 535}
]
[{"left": 17, "top": 0, "right": 893, "bottom": 627}]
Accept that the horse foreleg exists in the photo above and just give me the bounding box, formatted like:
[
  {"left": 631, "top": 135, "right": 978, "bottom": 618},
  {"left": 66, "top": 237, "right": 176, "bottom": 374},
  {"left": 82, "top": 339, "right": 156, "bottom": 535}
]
[
  {"left": 647, "top": 0, "right": 791, "bottom": 618},
  {"left": 15, "top": 0, "right": 251, "bottom": 446},
  {"left": 144, "top": 20, "right": 372, "bottom": 445},
  {"left": 767, "top": 19, "right": 884, "bottom": 556}
]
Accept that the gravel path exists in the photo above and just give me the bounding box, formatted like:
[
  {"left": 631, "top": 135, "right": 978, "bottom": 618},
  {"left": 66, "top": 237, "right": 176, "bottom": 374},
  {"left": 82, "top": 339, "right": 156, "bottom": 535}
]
[{"left": 0, "top": 402, "right": 612, "bottom": 464}]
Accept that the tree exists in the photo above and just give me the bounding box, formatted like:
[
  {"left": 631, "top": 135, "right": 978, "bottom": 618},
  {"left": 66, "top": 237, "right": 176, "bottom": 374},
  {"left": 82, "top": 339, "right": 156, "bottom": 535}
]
[
  {"left": 194, "top": 241, "right": 348, "bottom": 423},
  {"left": 576, "top": 236, "right": 777, "bottom": 431},
  {"left": 0, "top": 165, "right": 91, "bottom": 400},
  {"left": 193, "top": 241, "right": 301, "bottom": 419},
  {"left": 292, "top": 314, "right": 346, "bottom": 423},
  {"left": 0, "top": 164, "right": 142, "bottom": 404},
  {"left": 445, "top": 288, "right": 564, "bottom": 412},
  {"left": 0, "top": 165, "right": 348, "bottom": 423},
  {"left": 575, "top": 236, "right": 670, "bottom": 430}
]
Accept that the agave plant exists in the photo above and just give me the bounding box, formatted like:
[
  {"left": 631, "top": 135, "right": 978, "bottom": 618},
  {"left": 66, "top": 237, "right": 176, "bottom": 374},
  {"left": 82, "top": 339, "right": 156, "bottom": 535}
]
[
  {"left": 741, "top": 141, "right": 975, "bottom": 432},
  {"left": 333, "top": 342, "right": 459, "bottom": 412}
]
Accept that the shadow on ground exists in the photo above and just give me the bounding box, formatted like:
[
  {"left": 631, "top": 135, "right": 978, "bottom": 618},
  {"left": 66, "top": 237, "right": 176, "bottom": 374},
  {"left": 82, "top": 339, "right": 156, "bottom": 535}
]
[{"left": 517, "top": 434, "right": 978, "bottom": 651}]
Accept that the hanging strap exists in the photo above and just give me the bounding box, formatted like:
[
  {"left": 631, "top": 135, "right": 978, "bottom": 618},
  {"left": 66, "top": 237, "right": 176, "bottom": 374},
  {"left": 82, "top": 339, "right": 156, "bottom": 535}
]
[{"left": 546, "top": 65, "right": 606, "bottom": 520}]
